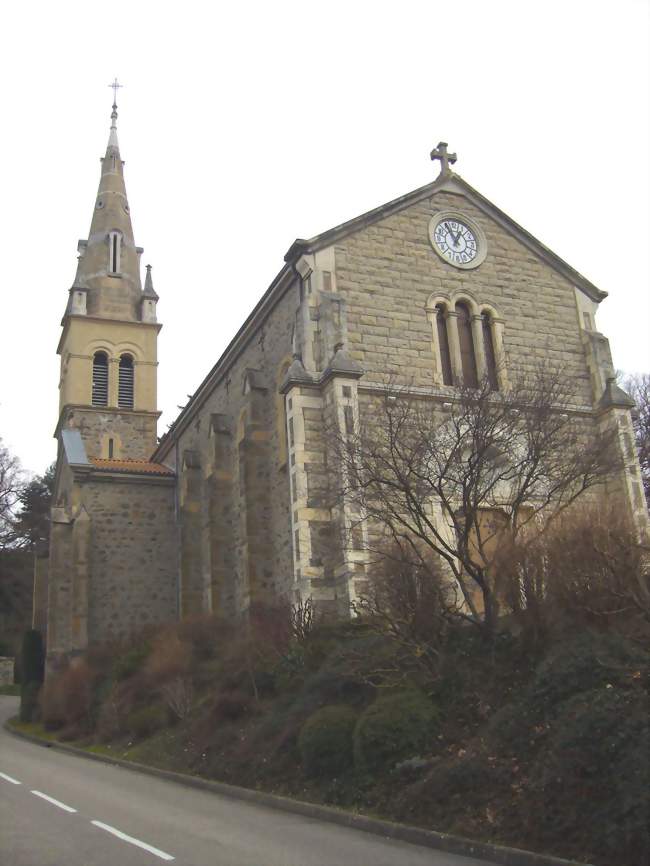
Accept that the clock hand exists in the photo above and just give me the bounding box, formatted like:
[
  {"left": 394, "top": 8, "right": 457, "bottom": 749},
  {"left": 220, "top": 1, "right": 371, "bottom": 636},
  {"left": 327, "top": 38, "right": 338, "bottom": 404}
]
[{"left": 444, "top": 222, "right": 460, "bottom": 247}]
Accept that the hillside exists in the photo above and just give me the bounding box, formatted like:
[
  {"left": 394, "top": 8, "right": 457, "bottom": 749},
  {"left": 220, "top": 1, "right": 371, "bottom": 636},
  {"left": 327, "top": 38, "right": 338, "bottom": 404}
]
[{"left": 30, "top": 606, "right": 649, "bottom": 866}]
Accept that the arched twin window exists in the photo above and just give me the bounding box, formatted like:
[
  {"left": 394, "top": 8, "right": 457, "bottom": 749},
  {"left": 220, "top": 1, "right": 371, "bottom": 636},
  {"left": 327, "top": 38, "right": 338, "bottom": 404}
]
[
  {"left": 430, "top": 298, "right": 502, "bottom": 390},
  {"left": 91, "top": 351, "right": 134, "bottom": 408}
]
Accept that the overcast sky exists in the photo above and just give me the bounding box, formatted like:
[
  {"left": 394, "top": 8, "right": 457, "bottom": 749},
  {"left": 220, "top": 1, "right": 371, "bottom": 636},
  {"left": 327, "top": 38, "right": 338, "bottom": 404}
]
[{"left": 1, "top": 0, "right": 648, "bottom": 475}]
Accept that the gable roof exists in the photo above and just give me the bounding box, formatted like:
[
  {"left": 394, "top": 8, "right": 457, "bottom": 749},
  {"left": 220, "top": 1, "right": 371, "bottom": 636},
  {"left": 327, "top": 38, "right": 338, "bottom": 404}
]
[
  {"left": 154, "top": 169, "right": 606, "bottom": 460},
  {"left": 285, "top": 172, "right": 606, "bottom": 302}
]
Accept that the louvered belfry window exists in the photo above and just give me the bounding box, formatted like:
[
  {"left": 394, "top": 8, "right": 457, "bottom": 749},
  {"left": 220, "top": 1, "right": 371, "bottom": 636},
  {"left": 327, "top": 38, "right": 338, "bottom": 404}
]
[
  {"left": 456, "top": 302, "right": 478, "bottom": 388},
  {"left": 118, "top": 354, "right": 134, "bottom": 409},
  {"left": 92, "top": 352, "right": 109, "bottom": 406}
]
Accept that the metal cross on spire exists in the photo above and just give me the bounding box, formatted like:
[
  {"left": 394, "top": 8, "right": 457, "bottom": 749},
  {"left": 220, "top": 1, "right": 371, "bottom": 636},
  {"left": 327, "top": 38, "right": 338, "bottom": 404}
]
[
  {"left": 108, "top": 77, "right": 123, "bottom": 107},
  {"left": 430, "top": 141, "right": 457, "bottom": 177}
]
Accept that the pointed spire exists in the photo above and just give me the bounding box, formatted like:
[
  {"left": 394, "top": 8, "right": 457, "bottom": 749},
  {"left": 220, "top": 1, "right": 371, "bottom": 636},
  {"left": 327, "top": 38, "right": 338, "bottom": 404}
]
[
  {"left": 143, "top": 264, "right": 159, "bottom": 300},
  {"left": 69, "top": 81, "right": 145, "bottom": 322},
  {"left": 108, "top": 101, "right": 119, "bottom": 152},
  {"left": 106, "top": 78, "right": 122, "bottom": 154}
]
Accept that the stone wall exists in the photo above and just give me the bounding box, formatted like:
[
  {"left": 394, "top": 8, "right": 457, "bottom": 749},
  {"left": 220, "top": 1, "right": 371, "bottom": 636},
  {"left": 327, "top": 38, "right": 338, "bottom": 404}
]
[
  {"left": 170, "top": 280, "right": 297, "bottom": 615},
  {"left": 60, "top": 406, "right": 158, "bottom": 460},
  {"left": 82, "top": 476, "right": 177, "bottom": 643},
  {"left": 0, "top": 658, "right": 14, "bottom": 686}
]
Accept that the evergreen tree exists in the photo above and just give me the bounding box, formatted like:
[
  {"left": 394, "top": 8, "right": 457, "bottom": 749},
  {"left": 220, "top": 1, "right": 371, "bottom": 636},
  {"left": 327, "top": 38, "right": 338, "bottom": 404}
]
[{"left": 13, "top": 463, "right": 56, "bottom": 551}]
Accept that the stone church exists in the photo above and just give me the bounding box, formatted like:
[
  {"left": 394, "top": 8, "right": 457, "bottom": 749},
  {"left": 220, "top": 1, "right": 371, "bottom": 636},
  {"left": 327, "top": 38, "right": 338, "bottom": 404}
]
[{"left": 35, "top": 99, "right": 648, "bottom": 671}]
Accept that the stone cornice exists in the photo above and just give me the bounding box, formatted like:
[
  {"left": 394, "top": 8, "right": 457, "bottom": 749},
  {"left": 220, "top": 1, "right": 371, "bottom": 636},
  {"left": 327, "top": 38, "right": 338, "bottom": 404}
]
[
  {"left": 57, "top": 314, "right": 162, "bottom": 355},
  {"left": 358, "top": 380, "right": 596, "bottom": 417}
]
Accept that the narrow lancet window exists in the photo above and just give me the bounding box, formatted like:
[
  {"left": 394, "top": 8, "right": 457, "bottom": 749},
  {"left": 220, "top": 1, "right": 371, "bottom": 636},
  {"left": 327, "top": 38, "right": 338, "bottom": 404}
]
[
  {"left": 482, "top": 313, "right": 499, "bottom": 390},
  {"left": 456, "top": 302, "right": 478, "bottom": 388},
  {"left": 92, "top": 352, "right": 109, "bottom": 406},
  {"left": 435, "top": 304, "right": 453, "bottom": 385},
  {"left": 108, "top": 231, "right": 121, "bottom": 274},
  {"left": 118, "top": 354, "right": 134, "bottom": 409}
]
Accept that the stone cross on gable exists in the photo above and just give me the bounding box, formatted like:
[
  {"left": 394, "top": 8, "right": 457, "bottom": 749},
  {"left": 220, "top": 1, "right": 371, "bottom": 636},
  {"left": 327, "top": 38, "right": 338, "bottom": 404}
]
[{"left": 430, "top": 141, "right": 457, "bottom": 176}]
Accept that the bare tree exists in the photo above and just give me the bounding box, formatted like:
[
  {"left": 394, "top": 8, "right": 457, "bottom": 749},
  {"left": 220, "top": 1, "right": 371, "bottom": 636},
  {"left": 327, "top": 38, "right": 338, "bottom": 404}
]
[
  {"left": 336, "top": 367, "right": 621, "bottom": 637},
  {"left": 0, "top": 437, "right": 23, "bottom": 552},
  {"left": 623, "top": 373, "right": 650, "bottom": 505}
]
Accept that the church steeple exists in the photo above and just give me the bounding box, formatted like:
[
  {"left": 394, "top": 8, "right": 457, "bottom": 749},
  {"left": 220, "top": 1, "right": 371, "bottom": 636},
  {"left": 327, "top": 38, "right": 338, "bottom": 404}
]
[
  {"left": 56, "top": 86, "right": 162, "bottom": 462},
  {"left": 74, "top": 86, "right": 145, "bottom": 322}
]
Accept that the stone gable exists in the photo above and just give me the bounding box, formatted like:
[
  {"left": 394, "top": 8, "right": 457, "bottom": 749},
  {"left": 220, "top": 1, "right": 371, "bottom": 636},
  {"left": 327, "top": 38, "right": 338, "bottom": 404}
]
[{"left": 335, "top": 189, "right": 593, "bottom": 404}]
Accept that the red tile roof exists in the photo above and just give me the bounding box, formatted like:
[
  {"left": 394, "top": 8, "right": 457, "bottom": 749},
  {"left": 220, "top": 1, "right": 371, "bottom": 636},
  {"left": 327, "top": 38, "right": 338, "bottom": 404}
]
[{"left": 89, "top": 458, "right": 175, "bottom": 476}]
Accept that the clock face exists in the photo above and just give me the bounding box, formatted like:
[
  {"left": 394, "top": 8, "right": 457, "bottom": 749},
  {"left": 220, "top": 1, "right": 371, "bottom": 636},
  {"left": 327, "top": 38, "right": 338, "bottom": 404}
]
[
  {"left": 428, "top": 211, "right": 487, "bottom": 269},
  {"left": 433, "top": 218, "right": 479, "bottom": 267}
]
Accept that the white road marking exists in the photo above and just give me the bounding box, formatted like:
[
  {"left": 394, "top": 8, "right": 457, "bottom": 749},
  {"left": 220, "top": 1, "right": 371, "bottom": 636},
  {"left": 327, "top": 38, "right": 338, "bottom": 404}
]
[
  {"left": 91, "top": 820, "right": 175, "bottom": 861},
  {"left": 31, "top": 790, "right": 77, "bottom": 812},
  {"left": 0, "top": 771, "right": 21, "bottom": 785}
]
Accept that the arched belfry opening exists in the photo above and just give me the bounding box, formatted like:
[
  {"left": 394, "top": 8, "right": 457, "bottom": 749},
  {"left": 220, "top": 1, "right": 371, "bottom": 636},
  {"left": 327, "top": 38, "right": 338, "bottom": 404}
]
[
  {"left": 92, "top": 352, "right": 109, "bottom": 406},
  {"left": 118, "top": 354, "right": 134, "bottom": 409}
]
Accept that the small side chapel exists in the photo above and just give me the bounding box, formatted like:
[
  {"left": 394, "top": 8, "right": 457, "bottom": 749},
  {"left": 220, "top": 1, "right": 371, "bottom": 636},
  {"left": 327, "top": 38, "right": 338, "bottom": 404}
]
[{"left": 35, "top": 96, "right": 648, "bottom": 673}]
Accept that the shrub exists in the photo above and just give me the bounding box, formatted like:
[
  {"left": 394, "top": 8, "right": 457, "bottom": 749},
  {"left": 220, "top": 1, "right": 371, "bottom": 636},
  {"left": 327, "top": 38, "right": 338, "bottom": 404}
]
[
  {"left": 525, "top": 685, "right": 649, "bottom": 865},
  {"left": 159, "top": 676, "right": 193, "bottom": 720},
  {"left": 145, "top": 631, "right": 192, "bottom": 684},
  {"left": 486, "top": 630, "right": 648, "bottom": 756},
  {"left": 500, "top": 505, "right": 650, "bottom": 642},
  {"left": 112, "top": 642, "right": 151, "bottom": 682},
  {"left": 212, "top": 690, "right": 253, "bottom": 722},
  {"left": 526, "top": 630, "right": 647, "bottom": 717},
  {"left": 20, "top": 629, "right": 45, "bottom": 722},
  {"left": 175, "top": 614, "right": 221, "bottom": 661},
  {"left": 41, "top": 659, "right": 97, "bottom": 733},
  {"left": 19, "top": 681, "right": 40, "bottom": 723},
  {"left": 354, "top": 690, "right": 438, "bottom": 773},
  {"left": 126, "top": 705, "right": 167, "bottom": 739},
  {"left": 298, "top": 705, "right": 358, "bottom": 778},
  {"left": 21, "top": 630, "right": 44, "bottom": 685}
]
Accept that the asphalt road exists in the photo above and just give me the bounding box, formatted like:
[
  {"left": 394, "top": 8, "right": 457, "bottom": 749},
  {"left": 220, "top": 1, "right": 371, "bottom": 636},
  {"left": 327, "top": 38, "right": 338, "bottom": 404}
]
[{"left": 0, "top": 695, "right": 489, "bottom": 866}]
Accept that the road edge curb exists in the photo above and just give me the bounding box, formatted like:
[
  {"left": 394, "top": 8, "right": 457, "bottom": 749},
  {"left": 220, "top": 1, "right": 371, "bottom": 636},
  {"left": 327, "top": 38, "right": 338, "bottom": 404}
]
[{"left": 4, "top": 717, "right": 590, "bottom": 866}]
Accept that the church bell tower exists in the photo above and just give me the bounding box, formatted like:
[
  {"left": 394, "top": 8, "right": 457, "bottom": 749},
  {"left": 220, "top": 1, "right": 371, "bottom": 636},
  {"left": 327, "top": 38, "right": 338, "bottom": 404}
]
[{"left": 56, "top": 87, "right": 161, "bottom": 461}]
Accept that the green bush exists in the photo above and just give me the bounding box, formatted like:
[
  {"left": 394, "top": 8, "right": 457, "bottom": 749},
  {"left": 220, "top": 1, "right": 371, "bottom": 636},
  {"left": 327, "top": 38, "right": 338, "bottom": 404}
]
[
  {"left": 126, "top": 705, "right": 167, "bottom": 739},
  {"left": 526, "top": 685, "right": 649, "bottom": 865},
  {"left": 112, "top": 643, "right": 150, "bottom": 682},
  {"left": 19, "top": 681, "right": 41, "bottom": 722},
  {"left": 212, "top": 691, "right": 253, "bottom": 722},
  {"left": 528, "top": 630, "right": 645, "bottom": 715},
  {"left": 298, "top": 704, "right": 358, "bottom": 777},
  {"left": 21, "top": 630, "right": 44, "bottom": 685},
  {"left": 354, "top": 691, "right": 438, "bottom": 773}
]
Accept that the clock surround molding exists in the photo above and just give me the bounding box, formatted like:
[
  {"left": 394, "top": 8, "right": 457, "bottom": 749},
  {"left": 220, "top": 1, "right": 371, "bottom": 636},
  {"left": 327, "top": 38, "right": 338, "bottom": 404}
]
[{"left": 428, "top": 209, "right": 488, "bottom": 270}]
